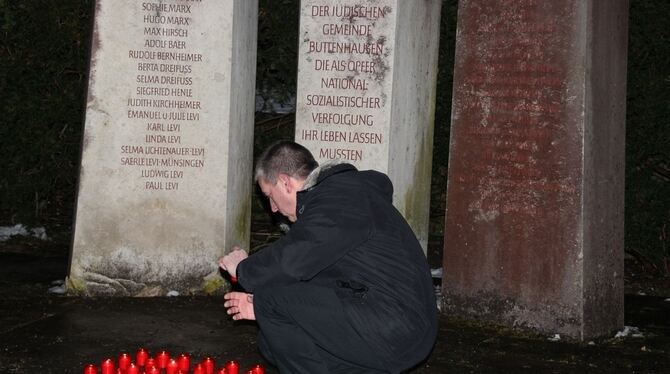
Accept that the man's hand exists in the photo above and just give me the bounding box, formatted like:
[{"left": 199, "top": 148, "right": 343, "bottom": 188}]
[
  {"left": 218, "top": 246, "right": 248, "bottom": 279},
  {"left": 224, "top": 292, "right": 255, "bottom": 321}
]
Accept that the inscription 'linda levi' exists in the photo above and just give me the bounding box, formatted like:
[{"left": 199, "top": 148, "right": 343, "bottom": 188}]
[
  {"left": 296, "top": 2, "right": 392, "bottom": 164},
  {"left": 122, "top": 1, "right": 205, "bottom": 192}
]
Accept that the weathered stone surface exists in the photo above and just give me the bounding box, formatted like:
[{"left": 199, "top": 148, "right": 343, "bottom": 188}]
[
  {"left": 443, "top": 0, "right": 628, "bottom": 340},
  {"left": 68, "top": 0, "right": 258, "bottom": 296},
  {"left": 294, "top": 0, "right": 442, "bottom": 250}
]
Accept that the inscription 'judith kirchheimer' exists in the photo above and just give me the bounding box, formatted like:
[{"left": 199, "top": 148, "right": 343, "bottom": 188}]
[{"left": 127, "top": 98, "right": 201, "bottom": 110}]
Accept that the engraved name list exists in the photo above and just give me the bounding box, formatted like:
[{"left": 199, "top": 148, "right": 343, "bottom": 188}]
[{"left": 120, "top": 0, "right": 204, "bottom": 192}]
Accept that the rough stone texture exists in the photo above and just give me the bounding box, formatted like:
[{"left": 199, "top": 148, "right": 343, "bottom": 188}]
[
  {"left": 69, "top": 0, "right": 258, "bottom": 296},
  {"left": 443, "top": 0, "right": 628, "bottom": 340},
  {"left": 294, "top": 0, "right": 442, "bottom": 250}
]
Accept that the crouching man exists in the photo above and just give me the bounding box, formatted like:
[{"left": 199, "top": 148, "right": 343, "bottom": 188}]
[{"left": 219, "top": 141, "right": 437, "bottom": 373}]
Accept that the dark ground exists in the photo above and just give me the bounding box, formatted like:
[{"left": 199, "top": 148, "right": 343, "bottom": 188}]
[{"left": 1, "top": 232, "right": 669, "bottom": 374}]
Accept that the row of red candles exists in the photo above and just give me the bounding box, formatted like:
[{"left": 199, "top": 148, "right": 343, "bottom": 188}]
[{"left": 82, "top": 348, "right": 265, "bottom": 374}]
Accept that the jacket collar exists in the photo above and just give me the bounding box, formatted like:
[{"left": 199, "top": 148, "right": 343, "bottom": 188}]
[
  {"left": 288, "top": 161, "right": 356, "bottom": 226},
  {"left": 302, "top": 161, "right": 356, "bottom": 190}
]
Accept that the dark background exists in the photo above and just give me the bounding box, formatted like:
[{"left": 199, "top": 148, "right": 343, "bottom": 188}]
[{"left": 0, "top": 1, "right": 668, "bottom": 275}]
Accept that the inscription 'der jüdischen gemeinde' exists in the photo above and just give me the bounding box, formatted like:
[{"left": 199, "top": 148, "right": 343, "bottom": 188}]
[{"left": 297, "top": 4, "right": 392, "bottom": 164}]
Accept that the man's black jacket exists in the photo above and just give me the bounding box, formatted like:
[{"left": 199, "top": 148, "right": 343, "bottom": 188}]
[{"left": 237, "top": 163, "right": 437, "bottom": 364}]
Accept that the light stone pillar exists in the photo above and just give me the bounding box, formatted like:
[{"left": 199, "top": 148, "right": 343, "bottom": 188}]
[
  {"left": 68, "top": 0, "right": 258, "bottom": 296},
  {"left": 443, "top": 0, "right": 628, "bottom": 340},
  {"left": 294, "top": 0, "right": 442, "bottom": 251}
]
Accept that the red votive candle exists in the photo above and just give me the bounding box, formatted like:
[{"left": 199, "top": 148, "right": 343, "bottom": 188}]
[
  {"left": 157, "top": 351, "right": 170, "bottom": 369},
  {"left": 225, "top": 361, "right": 239, "bottom": 374},
  {"left": 250, "top": 364, "right": 265, "bottom": 374},
  {"left": 118, "top": 353, "right": 131, "bottom": 370},
  {"left": 136, "top": 348, "right": 149, "bottom": 367},
  {"left": 83, "top": 364, "right": 97, "bottom": 374},
  {"left": 215, "top": 368, "right": 227, "bottom": 374},
  {"left": 101, "top": 358, "right": 115, "bottom": 374},
  {"left": 193, "top": 363, "right": 205, "bottom": 374},
  {"left": 177, "top": 353, "right": 190, "bottom": 372},
  {"left": 201, "top": 357, "right": 215, "bottom": 374},
  {"left": 145, "top": 365, "right": 160, "bottom": 374},
  {"left": 126, "top": 363, "right": 140, "bottom": 374},
  {"left": 166, "top": 358, "right": 179, "bottom": 374},
  {"left": 145, "top": 358, "right": 156, "bottom": 369}
]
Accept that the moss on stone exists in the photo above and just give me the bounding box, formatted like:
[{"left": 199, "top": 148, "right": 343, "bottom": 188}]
[
  {"left": 65, "top": 276, "right": 87, "bottom": 296},
  {"left": 201, "top": 274, "right": 225, "bottom": 295},
  {"left": 403, "top": 121, "right": 435, "bottom": 247},
  {"left": 232, "top": 195, "right": 251, "bottom": 246}
]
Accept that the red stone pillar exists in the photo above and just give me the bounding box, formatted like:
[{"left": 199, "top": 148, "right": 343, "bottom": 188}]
[{"left": 443, "top": 0, "right": 628, "bottom": 340}]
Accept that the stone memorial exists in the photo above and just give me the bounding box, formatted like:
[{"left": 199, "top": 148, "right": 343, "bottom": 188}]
[
  {"left": 68, "top": 0, "right": 258, "bottom": 296},
  {"left": 443, "top": 0, "right": 628, "bottom": 339},
  {"left": 294, "top": 0, "right": 442, "bottom": 250}
]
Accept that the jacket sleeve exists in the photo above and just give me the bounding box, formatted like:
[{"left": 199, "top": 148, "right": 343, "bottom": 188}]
[{"left": 237, "top": 180, "right": 371, "bottom": 292}]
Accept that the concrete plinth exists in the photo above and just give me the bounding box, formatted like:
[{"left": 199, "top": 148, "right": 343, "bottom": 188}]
[
  {"left": 68, "top": 0, "right": 258, "bottom": 296},
  {"left": 294, "top": 0, "right": 442, "bottom": 250},
  {"left": 443, "top": 0, "right": 628, "bottom": 340}
]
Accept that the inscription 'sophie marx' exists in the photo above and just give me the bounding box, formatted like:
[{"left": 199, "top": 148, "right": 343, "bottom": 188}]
[{"left": 141, "top": 3, "right": 193, "bottom": 13}]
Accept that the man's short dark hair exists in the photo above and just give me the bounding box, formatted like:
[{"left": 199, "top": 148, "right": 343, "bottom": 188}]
[{"left": 255, "top": 141, "right": 319, "bottom": 184}]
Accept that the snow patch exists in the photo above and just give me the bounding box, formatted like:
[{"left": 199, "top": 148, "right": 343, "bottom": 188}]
[
  {"left": 548, "top": 334, "right": 561, "bottom": 342},
  {"left": 0, "top": 224, "right": 49, "bottom": 241},
  {"left": 48, "top": 279, "right": 66, "bottom": 294},
  {"left": 48, "top": 285, "right": 67, "bottom": 294},
  {"left": 614, "top": 326, "right": 644, "bottom": 338}
]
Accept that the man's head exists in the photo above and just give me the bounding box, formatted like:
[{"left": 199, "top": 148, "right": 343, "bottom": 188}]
[{"left": 255, "top": 141, "right": 318, "bottom": 222}]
